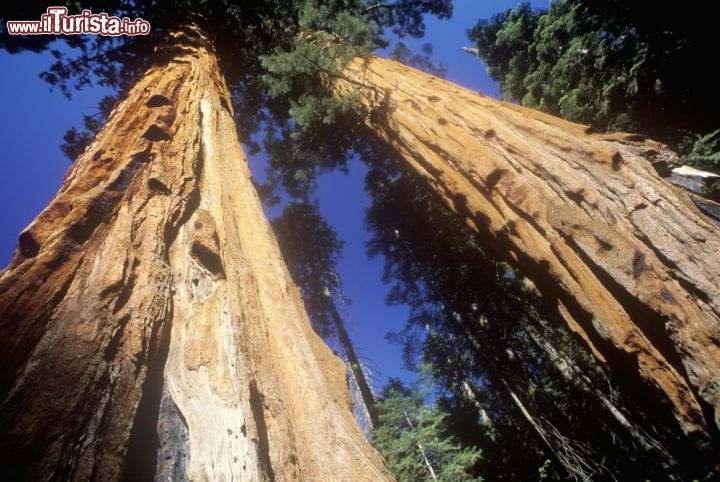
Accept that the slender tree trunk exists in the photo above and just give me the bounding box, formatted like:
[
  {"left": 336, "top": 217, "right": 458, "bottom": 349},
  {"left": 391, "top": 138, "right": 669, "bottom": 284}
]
[
  {"left": 328, "top": 301, "right": 380, "bottom": 430},
  {"left": 0, "top": 23, "right": 391, "bottom": 481},
  {"left": 402, "top": 410, "right": 439, "bottom": 482},
  {"left": 336, "top": 55, "right": 720, "bottom": 442},
  {"left": 501, "top": 379, "right": 599, "bottom": 482}
]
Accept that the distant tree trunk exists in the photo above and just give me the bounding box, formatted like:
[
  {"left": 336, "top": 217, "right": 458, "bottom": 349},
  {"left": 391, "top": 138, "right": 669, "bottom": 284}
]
[
  {"left": 501, "top": 379, "right": 599, "bottom": 482},
  {"left": 401, "top": 410, "right": 439, "bottom": 482},
  {"left": 336, "top": 55, "right": 720, "bottom": 443},
  {"left": 328, "top": 298, "right": 380, "bottom": 430},
  {"left": 0, "top": 22, "right": 391, "bottom": 481}
]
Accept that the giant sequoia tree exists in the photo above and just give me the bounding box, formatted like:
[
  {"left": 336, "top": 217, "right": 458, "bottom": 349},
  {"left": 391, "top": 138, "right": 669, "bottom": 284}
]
[
  {"left": 330, "top": 56, "right": 720, "bottom": 447},
  {"left": 0, "top": 17, "right": 393, "bottom": 481},
  {"left": 1, "top": 0, "right": 719, "bottom": 479}
]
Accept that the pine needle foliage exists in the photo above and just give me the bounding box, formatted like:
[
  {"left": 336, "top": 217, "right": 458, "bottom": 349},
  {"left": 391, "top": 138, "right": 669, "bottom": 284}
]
[
  {"left": 468, "top": 0, "right": 720, "bottom": 153},
  {"left": 373, "top": 378, "right": 482, "bottom": 482}
]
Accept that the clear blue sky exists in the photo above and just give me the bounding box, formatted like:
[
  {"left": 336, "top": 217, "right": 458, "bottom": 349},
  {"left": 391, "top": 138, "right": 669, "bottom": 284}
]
[{"left": 0, "top": 1, "right": 546, "bottom": 389}]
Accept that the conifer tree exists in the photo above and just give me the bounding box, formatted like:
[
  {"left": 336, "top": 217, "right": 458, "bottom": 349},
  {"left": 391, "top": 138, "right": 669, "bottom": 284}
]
[
  {"left": 467, "top": 1, "right": 720, "bottom": 145},
  {"left": 373, "top": 378, "right": 482, "bottom": 482}
]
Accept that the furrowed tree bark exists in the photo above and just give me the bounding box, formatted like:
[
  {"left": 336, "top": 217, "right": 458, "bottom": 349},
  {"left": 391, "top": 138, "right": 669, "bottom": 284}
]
[
  {"left": 335, "top": 55, "right": 720, "bottom": 443},
  {"left": 0, "top": 23, "right": 391, "bottom": 481}
]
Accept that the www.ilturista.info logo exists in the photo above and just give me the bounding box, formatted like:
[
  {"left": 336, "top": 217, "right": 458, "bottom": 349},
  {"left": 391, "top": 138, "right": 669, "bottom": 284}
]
[{"left": 6, "top": 7, "right": 150, "bottom": 36}]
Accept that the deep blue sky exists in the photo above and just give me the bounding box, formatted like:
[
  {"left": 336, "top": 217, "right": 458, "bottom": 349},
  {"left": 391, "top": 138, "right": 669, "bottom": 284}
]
[{"left": 0, "top": 1, "right": 546, "bottom": 389}]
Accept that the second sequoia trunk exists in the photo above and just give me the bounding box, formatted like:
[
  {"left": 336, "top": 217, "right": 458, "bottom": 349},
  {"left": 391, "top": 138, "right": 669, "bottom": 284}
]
[
  {"left": 336, "top": 55, "right": 720, "bottom": 444},
  {"left": 0, "top": 23, "right": 391, "bottom": 481}
]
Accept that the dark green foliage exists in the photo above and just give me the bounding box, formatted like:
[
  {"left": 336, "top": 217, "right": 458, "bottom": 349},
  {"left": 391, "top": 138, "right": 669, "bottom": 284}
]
[
  {"left": 257, "top": 1, "right": 452, "bottom": 198},
  {"left": 258, "top": 3, "right": 376, "bottom": 196},
  {"left": 468, "top": 1, "right": 720, "bottom": 154},
  {"left": 258, "top": 2, "right": 378, "bottom": 198},
  {"left": 373, "top": 378, "right": 482, "bottom": 481},
  {"left": 363, "top": 0, "right": 452, "bottom": 38},
  {"left": 680, "top": 129, "right": 720, "bottom": 199},
  {"left": 260, "top": 3, "right": 379, "bottom": 103},
  {"left": 682, "top": 129, "right": 720, "bottom": 173},
  {"left": 390, "top": 42, "right": 446, "bottom": 77},
  {"left": 466, "top": 2, "right": 537, "bottom": 102}
]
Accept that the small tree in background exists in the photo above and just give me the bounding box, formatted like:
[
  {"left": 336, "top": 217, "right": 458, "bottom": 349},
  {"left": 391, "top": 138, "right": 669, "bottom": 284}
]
[{"left": 373, "top": 377, "right": 482, "bottom": 482}]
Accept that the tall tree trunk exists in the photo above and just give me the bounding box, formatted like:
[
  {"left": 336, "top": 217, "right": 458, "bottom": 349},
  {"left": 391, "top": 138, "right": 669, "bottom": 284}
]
[
  {"left": 0, "top": 23, "right": 391, "bottom": 481},
  {"left": 336, "top": 55, "right": 720, "bottom": 443}
]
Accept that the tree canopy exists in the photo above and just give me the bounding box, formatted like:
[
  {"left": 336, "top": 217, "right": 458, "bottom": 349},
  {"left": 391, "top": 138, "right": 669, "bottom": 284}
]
[{"left": 468, "top": 0, "right": 720, "bottom": 150}]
